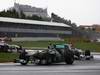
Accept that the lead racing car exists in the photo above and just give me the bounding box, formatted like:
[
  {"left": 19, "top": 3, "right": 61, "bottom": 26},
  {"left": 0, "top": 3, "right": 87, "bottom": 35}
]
[{"left": 15, "top": 44, "right": 74, "bottom": 65}]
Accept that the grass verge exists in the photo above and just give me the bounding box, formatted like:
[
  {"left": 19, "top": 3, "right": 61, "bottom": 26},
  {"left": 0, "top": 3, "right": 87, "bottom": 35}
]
[
  {"left": 8, "top": 41, "right": 100, "bottom": 52},
  {"left": 8, "top": 41, "right": 66, "bottom": 48},
  {"left": 0, "top": 52, "right": 19, "bottom": 63}
]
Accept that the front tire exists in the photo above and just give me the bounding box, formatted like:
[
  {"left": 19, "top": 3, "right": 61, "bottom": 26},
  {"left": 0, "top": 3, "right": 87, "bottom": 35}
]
[{"left": 20, "top": 60, "right": 28, "bottom": 65}]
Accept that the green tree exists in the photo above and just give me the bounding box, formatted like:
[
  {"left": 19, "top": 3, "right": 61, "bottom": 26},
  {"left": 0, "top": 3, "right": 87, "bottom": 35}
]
[{"left": 0, "top": 9, "right": 19, "bottom": 18}]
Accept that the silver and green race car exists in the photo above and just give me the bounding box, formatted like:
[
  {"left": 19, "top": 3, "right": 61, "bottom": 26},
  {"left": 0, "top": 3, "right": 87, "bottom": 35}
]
[{"left": 15, "top": 44, "right": 74, "bottom": 65}]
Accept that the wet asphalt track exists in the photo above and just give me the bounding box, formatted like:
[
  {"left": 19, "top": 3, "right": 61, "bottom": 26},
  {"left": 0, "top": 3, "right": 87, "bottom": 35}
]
[{"left": 0, "top": 55, "right": 100, "bottom": 75}]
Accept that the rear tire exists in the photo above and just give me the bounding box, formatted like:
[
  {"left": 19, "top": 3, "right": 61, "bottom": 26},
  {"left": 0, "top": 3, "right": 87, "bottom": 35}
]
[
  {"left": 65, "top": 56, "right": 74, "bottom": 64},
  {"left": 64, "top": 50, "right": 74, "bottom": 65}
]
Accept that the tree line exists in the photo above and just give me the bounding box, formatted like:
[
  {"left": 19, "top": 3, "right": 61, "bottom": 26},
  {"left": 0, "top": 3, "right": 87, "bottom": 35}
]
[{"left": 0, "top": 9, "right": 50, "bottom": 21}]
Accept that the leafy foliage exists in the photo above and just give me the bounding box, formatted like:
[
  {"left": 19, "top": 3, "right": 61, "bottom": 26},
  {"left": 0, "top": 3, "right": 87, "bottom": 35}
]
[{"left": 0, "top": 9, "right": 19, "bottom": 18}]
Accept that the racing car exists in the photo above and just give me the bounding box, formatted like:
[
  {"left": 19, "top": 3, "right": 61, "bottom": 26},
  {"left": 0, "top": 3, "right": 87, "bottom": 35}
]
[{"left": 15, "top": 44, "right": 74, "bottom": 65}]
